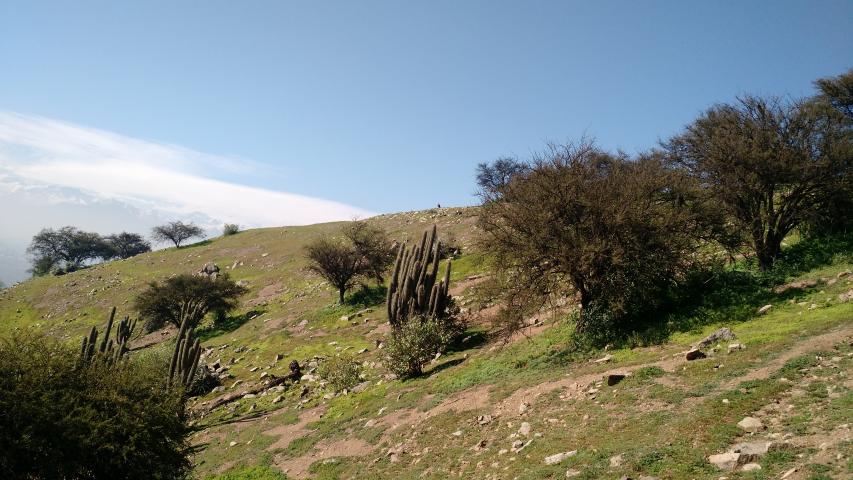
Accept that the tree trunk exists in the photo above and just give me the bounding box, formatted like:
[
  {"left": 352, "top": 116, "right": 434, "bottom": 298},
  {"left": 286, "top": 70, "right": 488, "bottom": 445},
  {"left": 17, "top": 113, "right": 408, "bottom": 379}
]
[{"left": 339, "top": 287, "right": 346, "bottom": 304}]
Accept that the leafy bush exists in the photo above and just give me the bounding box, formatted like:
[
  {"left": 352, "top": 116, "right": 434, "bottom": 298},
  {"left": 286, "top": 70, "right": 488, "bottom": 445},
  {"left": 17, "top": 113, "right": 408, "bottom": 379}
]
[
  {"left": 383, "top": 316, "right": 463, "bottom": 379},
  {"left": 223, "top": 223, "right": 240, "bottom": 236},
  {"left": 318, "top": 354, "right": 362, "bottom": 391},
  {"left": 135, "top": 273, "right": 247, "bottom": 332},
  {"left": 0, "top": 332, "right": 190, "bottom": 479},
  {"left": 104, "top": 232, "right": 152, "bottom": 259}
]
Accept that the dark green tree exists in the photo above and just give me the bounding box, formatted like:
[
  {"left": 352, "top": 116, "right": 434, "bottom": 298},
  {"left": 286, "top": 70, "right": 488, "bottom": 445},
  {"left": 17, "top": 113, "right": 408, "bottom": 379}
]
[
  {"left": 343, "top": 220, "right": 396, "bottom": 283},
  {"left": 134, "top": 273, "right": 247, "bottom": 332},
  {"left": 305, "top": 238, "right": 363, "bottom": 304},
  {"left": 104, "top": 232, "right": 152, "bottom": 259},
  {"left": 27, "top": 226, "right": 112, "bottom": 275}
]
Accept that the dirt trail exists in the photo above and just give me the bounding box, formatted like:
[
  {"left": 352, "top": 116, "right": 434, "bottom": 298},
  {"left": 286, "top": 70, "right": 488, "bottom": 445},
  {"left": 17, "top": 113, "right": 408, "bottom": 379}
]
[
  {"left": 263, "top": 405, "right": 327, "bottom": 451},
  {"left": 274, "top": 438, "right": 374, "bottom": 479},
  {"left": 720, "top": 324, "right": 853, "bottom": 390}
]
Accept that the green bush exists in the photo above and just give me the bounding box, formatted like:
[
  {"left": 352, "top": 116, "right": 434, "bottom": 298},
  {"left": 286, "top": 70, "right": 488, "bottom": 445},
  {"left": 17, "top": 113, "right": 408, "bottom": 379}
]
[
  {"left": 383, "top": 316, "right": 463, "bottom": 379},
  {"left": 223, "top": 223, "right": 240, "bottom": 236},
  {"left": 0, "top": 332, "right": 190, "bottom": 479},
  {"left": 318, "top": 354, "right": 362, "bottom": 391},
  {"left": 135, "top": 273, "right": 247, "bottom": 332}
]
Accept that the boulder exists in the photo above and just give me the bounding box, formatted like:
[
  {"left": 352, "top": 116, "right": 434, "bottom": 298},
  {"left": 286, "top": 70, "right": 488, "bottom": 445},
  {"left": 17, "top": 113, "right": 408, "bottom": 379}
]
[
  {"left": 737, "top": 416, "right": 764, "bottom": 433},
  {"left": 686, "top": 349, "right": 706, "bottom": 361},
  {"left": 757, "top": 304, "right": 772, "bottom": 315},
  {"left": 696, "top": 327, "right": 736, "bottom": 349},
  {"left": 708, "top": 452, "right": 740, "bottom": 470},
  {"left": 607, "top": 373, "right": 627, "bottom": 386},
  {"left": 544, "top": 450, "right": 576, "bottom": 465}
]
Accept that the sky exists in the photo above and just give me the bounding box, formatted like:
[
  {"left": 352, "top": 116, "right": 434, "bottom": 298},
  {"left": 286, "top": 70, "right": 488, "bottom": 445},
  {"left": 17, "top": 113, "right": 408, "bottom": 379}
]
[{"left": 0, "top": 0, "right": 851, "bottom": 283}]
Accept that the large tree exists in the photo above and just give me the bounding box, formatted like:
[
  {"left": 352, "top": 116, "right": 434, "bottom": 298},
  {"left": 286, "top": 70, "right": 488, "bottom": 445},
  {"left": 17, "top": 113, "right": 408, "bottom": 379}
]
[
  {"left": 665, "top": 95, "right": 852, "bottom": 269},
  {"left": 305, "top": 238, "right": 364, "bottom": 304},
  {"left": 151, "top": 221, "right": 204, "bottom": 248},
  {"left": 105, "top": 232, "right": 152, "bottom": 259},
  {"left": 343, "top": 220, "right": 395, "bottom": 283},
  {"left": 478, "top": 142, "right": 704, "bottom": 337},
  {"left": 27, "top": 226, "right": 112, "bottom": 275},
  {"left": 134, "top": 273, "right": 247, "bottom": 332}
]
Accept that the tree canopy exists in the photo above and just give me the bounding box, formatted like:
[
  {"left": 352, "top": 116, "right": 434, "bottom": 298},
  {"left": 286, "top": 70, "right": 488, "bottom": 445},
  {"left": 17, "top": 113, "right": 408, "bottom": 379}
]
[
  {"left": 134, "top": 273, "right": 247, "bottom": 332},
  {"left": 152, "top": 221, "right": 205, "bottom": 248}
]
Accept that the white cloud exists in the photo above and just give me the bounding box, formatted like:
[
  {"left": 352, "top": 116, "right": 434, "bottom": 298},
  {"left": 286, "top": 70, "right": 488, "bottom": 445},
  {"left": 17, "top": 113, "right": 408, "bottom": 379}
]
[{"left": 0, "top": 111, "right": 373, "bottom": 227}]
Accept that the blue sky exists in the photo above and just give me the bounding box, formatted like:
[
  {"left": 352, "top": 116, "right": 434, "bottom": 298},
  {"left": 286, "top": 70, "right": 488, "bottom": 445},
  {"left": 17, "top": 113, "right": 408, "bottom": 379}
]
[{"left": 1, "top": 0, "right": 851, "bottom": 215}]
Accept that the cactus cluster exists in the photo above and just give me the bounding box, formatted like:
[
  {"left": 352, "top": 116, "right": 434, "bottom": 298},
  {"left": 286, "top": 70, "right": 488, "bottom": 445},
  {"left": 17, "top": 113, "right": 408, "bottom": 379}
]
[
  {"left": 386, "top": 225, "right": 452, "bottom": 327},
  {"left": 168, "top": 313, "right": 202, "bottom": 389},
  {"left": 79, "top": 307, "right": 137, "bottom": 365}
]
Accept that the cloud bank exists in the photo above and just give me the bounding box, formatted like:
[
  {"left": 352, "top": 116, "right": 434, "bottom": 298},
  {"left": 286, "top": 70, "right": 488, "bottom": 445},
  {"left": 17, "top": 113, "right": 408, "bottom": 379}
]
[
  {"left": 0, "top": 111, "right": 373, "bottom": 227},
  {"left": 0, "top": 112, "right": 374, "bottom": 284}
]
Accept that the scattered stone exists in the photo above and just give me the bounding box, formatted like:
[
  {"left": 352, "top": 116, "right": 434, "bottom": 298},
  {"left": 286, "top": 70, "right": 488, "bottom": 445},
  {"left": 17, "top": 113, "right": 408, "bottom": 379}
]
[
  {"left": 708, "top": 452, "right": 740, "bottom": 470},
  {"left": 696, "top": 327, "right": 736, "bottom": 349},
  {"left": 477, "top": 414, "right": 493, "bottom": 425},
  {"left": 757, "top": 304, "right": 772, "bottom": 315},
  {"left": 451, "top": 430, "right": 462, "bottom": 437},
  {"left": 272, "top": 395, "right": 282, "bottom": 403},
  {"left": 731, "top": 441, "right": 771, "bottom": 462},
  {"left": 607, "top": 373, "right": 627, "bottom": 386},
  {"left": 518, "top": 402, "right": 530, "bottom": 414},
  {"left": 838, "top": 270, "right": 851, "bottom": 278},
  {"left": 518, "top": 422, "right": 531, "bottom": 437},
  {"left": 838, "top": 289, "right": 853, "bottom": 303},
  {"left": 609, "top": 454, "right": 624, "bottom": 467},
  {"left": 565, "top": 470, "right": 581, "bottom": 478},
  {"left": 229, "top": 441, "right": 237, "bottom": 447},
  {"left": 781, "top": 467, "right": 797, "bottom": 478},
  {"left": 686, "top": 349, "right": 706, "bottom": 361},
  {"left": 737, "top": 416, "right": 764, "bottom": 433},
  {"left": 727, "top": 343, "right": 745, "bottom": 353},
  {"left": 544, "top": 450, "right": 576, "bottom": 465},
  {"left": 741, "top": 463, "right": 761, "bottom": 471}
]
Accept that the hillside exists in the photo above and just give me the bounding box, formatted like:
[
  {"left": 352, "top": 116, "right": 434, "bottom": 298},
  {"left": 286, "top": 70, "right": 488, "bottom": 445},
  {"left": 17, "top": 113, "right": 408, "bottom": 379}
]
[{"left": 1, "top": 208, "right": 852, "bottom": 480}]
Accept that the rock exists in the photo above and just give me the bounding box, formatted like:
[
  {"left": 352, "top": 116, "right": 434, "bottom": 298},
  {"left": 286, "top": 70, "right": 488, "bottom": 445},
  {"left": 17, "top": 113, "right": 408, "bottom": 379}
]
[
  {"left": 737, "top": 416, "right": 764, "bottom": 433},
  {"left": 451, "top": 430, "right": 462, "bottom": 436},
  {"left": 757, "top": 304, "right": 772, "bottom": 315},
  {"left": 544, "top": 451, "right": 576, "bottom": 465},
  {"left": 696, "top": 327, "right": 736, "bottom": 349},
  {"left": 838, "top": 289, "right": 853, "bottom": 303},
  {"left": 609, "top": 454, "right": 624, "bottom": 467},
  {"left": 592, "top": 354, "right": 613, "bottom": 363},
  {"left": 686, "top": 349, "right": 706, "bottom": 361},
  {"left": 741, "top": 463, "right": 761, "bottom": 471},
  {"left": 607, "top": 373, "right": 627, "bottom": 386},
  {"left": 708, "top": 452, "right": 740, "bottom": 470},
  {"left": 477, "top": 414, "right": 493, "bottom": 425},
  {"left": 518, "top": 422, "right": 531, "bottom": 437},
  {"left": 838, "top": 270, "right": 851, "bottom": 278},
  {"left": 272, "top": 395, "right": 283, "bottom": 403},
  {"left": 229, "top": 441, "right": 237, "bottom": 447},
  {"left": 518, "top": 402, "right": 530, "bottom": 414},
  {"left": 727, "top": 343, "right": 745, "bottom": 353},
  {"left": 731, "top": 441, "right": 771, "bottom": 462},
  {"left": 565, "top": 470, "right": 581, "bottom": 478}
]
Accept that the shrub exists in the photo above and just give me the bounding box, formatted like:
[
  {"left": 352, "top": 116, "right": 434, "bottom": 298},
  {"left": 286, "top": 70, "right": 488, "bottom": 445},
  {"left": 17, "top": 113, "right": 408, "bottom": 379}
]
[
  {"left": 0, "top": 332, "right": 190, "bottom": 479},
  {"left": 135, "top": 273, "right": 248, "bottom": 332},
  {"left": 223, "top": 223, "right": 240, "bottom": 236},
  {"left": 319, "top": 354, "right": 362, "bottom": 391},
  {"left": 343, "top": 220, "right": 396, "bottom": 283},
  {"left": 383, "top": 316, "right": 463, "bottom": 379}
]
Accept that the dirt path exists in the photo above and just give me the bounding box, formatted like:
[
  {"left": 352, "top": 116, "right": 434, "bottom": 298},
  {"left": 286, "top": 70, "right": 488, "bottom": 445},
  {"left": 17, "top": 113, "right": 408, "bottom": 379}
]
[
  {"left": 274, "top": 438, "right": 375, "bottom": 479},
  {"left": 263, "top": 405, "right": 327, "bottom": 451},
  {"left": 720, "top": 324, "right": 853, "bottom": 390}
]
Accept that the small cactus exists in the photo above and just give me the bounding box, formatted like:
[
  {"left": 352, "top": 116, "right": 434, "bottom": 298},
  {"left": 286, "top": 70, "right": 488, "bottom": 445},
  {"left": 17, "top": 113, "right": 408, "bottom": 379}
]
[
  {"left": 386, "top": 225, "right": 452, "bottom": 327},
  {"left": 168, "top": 311, "right": 202, "bottom": 389},
  {"left": 79, "top": 307, "right": 137, "bottom": 365}
]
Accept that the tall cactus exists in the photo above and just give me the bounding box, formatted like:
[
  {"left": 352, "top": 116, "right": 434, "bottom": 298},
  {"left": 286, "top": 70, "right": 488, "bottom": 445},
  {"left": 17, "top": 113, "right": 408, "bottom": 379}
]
[
  {"left": 168, "top": 309, "right": 202, "bottom": 389},
  {"left": 79, "top": 307, "right": 137, "bottom": 365},
  {"left": 386, "top": 225, "right": 452, "bottom": 327}
]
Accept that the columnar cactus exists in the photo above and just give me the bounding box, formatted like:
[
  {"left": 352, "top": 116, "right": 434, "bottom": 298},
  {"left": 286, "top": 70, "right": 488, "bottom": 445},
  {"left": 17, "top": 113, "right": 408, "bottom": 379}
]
[
  {"left": 386, "top": 225, "right": 452, "bottom": 327},
  {"left": 79, "top": 307, "right": 137, "bottom": 365},
  {"left": 168, "top": 312, "right": 202, "bottom": 389}
]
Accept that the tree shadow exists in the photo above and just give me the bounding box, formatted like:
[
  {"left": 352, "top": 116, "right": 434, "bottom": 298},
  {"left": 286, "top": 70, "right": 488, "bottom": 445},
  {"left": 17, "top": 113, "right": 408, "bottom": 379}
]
[
  {"left": 622, "top": 232, "right": 853, "bottom": 347},
  {"left": 424, "top": 357, "right": 465, "bottom": 378},
  {"left": 197, "top": 309, "right": 264, "bottom": 342},
  {"left": 345, "top": 284, "right": 387, "bottom": 309},
  {"left": 445, "top": 329, "right": 489, "bottom": 354}
]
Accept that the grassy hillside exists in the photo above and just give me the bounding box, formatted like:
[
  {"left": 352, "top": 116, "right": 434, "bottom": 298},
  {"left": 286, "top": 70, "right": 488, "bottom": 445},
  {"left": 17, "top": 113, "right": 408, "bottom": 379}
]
[{"left": 1, "top": 208, "right": 851, "bottom": 480}]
